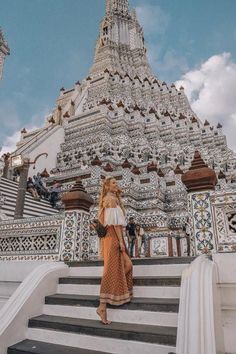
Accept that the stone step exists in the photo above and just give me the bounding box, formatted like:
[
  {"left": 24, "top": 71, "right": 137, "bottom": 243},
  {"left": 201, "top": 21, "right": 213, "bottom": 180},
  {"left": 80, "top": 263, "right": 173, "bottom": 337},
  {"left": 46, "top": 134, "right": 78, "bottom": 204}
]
[
  {"left": 43, "top": 304, "right": 178, "bottom": 327},
  {"left": 0, "top": 281, "right": 21, "bottom": 299},
  {"left": 0, "top": 183, "right": 52, "bottom": 205},
  {"left": 28, "top": 315, "right": 177, "bottom": 347},
  {"left": 1, "top": 204, "right": 56, "bottom": 219},
  {"left": 0, "top": 177, "right": 58, "bottom": 218},
  {"left": 69, "top": 263, "right": 187, "bottom": 277},
  {"left": 1, "top": 201, "right": 54, "bottom": 215},
  {"left": 2, "top": 193, "right": 57, "bottom": 211},
  {"left": 57, "top": 284, "right": 180, "bottom": 298},
  {"left": 67, "top": 257, "right": 195, "bottom": 267},
  {"left": 8, "top": 340, "right": 108, "bottom": 354},
  {"left": 0, "top": 295, "right": 9, "bottom": 309},
  {"left": 59, "top": 276, "right": 181, "bottom": 287},
  {"left": 45, "top": 293, "right": 179, "bottom": 312},
  {"left": 27, "top": 328, "right": 175, "bottom": 354}
]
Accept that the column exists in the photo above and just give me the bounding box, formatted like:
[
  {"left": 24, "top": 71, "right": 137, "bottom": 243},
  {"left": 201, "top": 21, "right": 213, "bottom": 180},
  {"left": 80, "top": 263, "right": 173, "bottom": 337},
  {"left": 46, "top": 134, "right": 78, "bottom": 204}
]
[
  {"left": 60, "top": 179, "right": 94, "bottom": 262},
  {"left": 14, "top": 159, "right": 29, "bottom": 219},
  {"left": 182, "top": 151, "right": 217, "bottom": 255}
]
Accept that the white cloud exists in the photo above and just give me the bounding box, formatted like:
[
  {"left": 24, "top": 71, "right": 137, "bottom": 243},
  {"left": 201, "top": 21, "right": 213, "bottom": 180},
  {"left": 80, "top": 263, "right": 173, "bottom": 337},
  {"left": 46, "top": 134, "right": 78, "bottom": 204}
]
[
  {"left": 0, "top": 105, "right": 50, "bottom": 156},
  {"left": 0, "top": 101, "right": 21, "bottom": 131},
  {"left": 176, "top": 52, "right": 236, "bottom": 152},
  {"left": 136, "top": 4, "right": 170, "bottom": 36},
  {"left": 1, "top": 130, "right": 21, "bottom": 155}
]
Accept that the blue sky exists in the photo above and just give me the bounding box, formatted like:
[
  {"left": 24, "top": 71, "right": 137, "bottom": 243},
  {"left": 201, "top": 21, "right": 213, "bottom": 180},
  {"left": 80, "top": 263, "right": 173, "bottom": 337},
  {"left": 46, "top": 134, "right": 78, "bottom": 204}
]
[{"left": 0, "top": 0, "right": 236, "bottom": 152}]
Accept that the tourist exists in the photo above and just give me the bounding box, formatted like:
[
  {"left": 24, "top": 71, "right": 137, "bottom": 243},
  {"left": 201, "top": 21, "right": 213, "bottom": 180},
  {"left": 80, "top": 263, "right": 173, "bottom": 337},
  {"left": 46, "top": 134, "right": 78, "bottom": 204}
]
[
  {"left": 136, "top": 224, "right": 145, "bottom": 257},
  {"left": 49, "top": 181, "right": 60, "bottom": 208},
  {"left": 183, "top": 218, "right": 191, "bottom": 257},
  {"left": 33, "top": 173, "right": 49, "bottom": 199},
  {"left": 12, "top": 169, "right": 20, "bottom": 182},
  {"left": 26, "top": 177, "right": 40, "bottom": 200},
  {"left": 97, "top": 177, "right": 133, "bottom": 325},
  {"left": 126, "top": 217, "right": 137, "bottom": 258}
]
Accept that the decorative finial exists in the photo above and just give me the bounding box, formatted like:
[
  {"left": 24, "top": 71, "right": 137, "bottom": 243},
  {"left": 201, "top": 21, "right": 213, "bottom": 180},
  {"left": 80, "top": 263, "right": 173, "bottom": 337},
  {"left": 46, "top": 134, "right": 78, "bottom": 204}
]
[
  {"left": 182, "top": 151, "right": 217, "bottom": 192},
  {"left": 62, "top": 178, "right": 94, "bottom": 212}
]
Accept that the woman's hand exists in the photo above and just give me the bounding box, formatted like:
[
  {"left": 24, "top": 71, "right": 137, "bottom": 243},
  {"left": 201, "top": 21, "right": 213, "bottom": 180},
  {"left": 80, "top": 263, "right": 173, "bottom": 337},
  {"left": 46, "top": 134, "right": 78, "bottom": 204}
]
[{"left": 119, "top": 242, "right": 125, "bottom": 252}]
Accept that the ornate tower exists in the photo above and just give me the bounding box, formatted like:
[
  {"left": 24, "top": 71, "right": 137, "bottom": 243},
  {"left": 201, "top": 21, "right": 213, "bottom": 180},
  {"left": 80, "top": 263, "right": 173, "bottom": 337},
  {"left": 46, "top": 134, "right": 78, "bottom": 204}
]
[
  {"left": 106, "top": 0, "right": 129, "bottom": 14},
  {"left": 90, "top": 0, "right": 151, "bottom": 77},
  {"left": 12, "top": 0, "right": 236, "bottom": 258},
  {"left": 0, "top": 29, "right": 10, "bottom": 80}
]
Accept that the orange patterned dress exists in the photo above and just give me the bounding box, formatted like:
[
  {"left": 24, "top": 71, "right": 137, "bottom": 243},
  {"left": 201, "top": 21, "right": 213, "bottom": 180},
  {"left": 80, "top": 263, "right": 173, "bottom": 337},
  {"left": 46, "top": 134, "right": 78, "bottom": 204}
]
[{"left": 99, "top": 194, "right": 133, "bottom": 306}]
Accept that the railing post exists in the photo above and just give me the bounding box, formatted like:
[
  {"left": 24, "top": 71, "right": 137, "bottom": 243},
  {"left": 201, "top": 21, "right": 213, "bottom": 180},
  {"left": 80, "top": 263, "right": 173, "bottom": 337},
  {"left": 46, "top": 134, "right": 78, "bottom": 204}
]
[
  {"left": 60, "top": 179, "right": 94, "bottom": 262},
  {"left": 14, "top": 159, "right": 29, "bottom": 220},
  {"left": 182, "top": 151, "right": 217, "bottom": 255}
]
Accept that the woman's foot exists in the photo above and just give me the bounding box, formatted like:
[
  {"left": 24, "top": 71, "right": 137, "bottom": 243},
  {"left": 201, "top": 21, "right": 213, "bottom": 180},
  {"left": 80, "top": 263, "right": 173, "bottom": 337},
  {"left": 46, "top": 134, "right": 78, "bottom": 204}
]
[{"left": 96, "top": 307, "right": 111, "bottom": 325}]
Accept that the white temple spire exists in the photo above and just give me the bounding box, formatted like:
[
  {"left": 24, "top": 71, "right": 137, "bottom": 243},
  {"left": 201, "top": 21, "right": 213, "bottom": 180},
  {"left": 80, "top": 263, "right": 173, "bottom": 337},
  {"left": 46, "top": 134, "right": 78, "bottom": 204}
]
[
  {"left": 105, "top": 0, "right": 111, "bottom": 13},
  {"left": 90, "top": 0, "right": 151, "bottom": 76},
  {"left": 106, "top": 0, "right": 129, "bottom": 14}
]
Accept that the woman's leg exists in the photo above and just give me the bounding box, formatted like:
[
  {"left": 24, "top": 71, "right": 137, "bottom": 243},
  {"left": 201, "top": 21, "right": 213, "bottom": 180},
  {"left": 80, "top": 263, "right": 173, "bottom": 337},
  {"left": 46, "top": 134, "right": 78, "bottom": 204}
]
[
  {"left": 97, "top": 302, "right": 111, "bottom": 325},
  {"left": 27, "top": 188, "right": 33, "bottom": 197},
  {"left": 32, "top": 189, "right": 40, "bottom": 199}
]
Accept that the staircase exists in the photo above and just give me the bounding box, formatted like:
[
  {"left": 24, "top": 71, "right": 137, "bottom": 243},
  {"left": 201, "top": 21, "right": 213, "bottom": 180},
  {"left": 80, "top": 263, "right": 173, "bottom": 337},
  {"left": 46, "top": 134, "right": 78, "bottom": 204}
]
[
  {"left": 0, "top": 261, "right": 43, "bottom": 311},
  {"left": 0, "top": 281, "right": 20, "bottom": 310},
  {"left": 0, "top": 177, "right": 58, "bottom": 219},
  {"left": 8, "top": 257, "right": 194, "bottom": 354}
]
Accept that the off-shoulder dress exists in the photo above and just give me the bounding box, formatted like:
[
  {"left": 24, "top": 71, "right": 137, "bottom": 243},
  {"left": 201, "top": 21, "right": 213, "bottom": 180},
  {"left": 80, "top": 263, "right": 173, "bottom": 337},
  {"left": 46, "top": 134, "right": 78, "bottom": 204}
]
[{"left": 98, "top": 194, "right": 133, "bottom": 306}]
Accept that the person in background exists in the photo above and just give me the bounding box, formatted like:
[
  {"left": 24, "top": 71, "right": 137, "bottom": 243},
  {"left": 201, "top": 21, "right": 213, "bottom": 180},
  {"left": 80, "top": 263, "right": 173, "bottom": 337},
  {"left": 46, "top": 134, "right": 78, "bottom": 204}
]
[
  {"left": 126, "top": 217, "right": 137, "bottom": 258},
  {"left": 12, "top": 168, "right": 20, "bottom": 182},
  {"left": 27, "top": 177, "right": 40, "bottom": 200},
  {"left": 33, "top": 173, "right": 49, "bottom": 199},
  {"left": 136, "top": 224, "right": 145, "bottom": 257},
  {"left": 49, "top": 180, "right": 61, "bottom": 208}
]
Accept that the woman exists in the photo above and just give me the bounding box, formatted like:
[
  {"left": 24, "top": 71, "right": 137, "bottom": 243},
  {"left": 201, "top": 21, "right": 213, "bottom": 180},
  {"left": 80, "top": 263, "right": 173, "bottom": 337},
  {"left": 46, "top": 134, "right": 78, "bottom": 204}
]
[{"left": 97, "top": 177, "right": 133, "bottom": 325}]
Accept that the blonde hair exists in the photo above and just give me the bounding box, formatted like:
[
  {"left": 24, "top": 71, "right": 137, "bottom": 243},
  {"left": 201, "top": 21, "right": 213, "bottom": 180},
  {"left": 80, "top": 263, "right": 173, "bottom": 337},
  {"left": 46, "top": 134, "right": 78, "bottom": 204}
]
[{"left": 98, "top": 177, "right": 125, "bottom": 214}]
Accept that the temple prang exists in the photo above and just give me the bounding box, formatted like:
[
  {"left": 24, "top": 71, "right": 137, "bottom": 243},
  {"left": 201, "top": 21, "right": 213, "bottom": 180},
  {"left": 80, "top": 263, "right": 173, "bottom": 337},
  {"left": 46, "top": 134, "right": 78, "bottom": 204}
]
[{"left": 7, "top": 0, "right": 236, "bottom": 256}]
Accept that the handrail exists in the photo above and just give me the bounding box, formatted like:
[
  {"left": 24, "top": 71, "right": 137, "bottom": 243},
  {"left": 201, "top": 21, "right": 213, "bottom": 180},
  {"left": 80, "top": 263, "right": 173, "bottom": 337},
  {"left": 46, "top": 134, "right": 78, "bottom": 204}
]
[{"left": 0, "top": 262, "right": 68, "bottom": 354}]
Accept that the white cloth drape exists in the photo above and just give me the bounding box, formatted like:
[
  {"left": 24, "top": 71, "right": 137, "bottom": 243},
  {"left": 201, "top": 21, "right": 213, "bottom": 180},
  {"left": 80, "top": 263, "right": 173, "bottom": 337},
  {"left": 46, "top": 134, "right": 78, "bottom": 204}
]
[
  {"left": 104, "top": 206, "right": 126, "bottom": 226},
  {"left": 176, "top": 255, "right": 225, "bottom": 354}
]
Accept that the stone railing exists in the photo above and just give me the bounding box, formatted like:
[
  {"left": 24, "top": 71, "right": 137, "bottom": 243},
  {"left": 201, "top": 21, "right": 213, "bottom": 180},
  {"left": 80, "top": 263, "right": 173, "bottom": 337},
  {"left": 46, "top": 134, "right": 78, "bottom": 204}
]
[
  {"left": 0, "top": 175, "right": 191, "bottom": 262},
  {"left": 0, "top": 215, "right": 64, "bottom": 261},
  {"left": 1, "top": 161, "right": 235, "bottom": 262},
  {"left": 182, "top": 151, "right": 236, "bottom": 256}
]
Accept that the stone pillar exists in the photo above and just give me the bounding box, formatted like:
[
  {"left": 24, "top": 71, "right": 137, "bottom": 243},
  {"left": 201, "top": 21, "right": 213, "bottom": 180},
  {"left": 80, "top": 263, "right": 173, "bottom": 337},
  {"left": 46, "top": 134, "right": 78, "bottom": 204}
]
[
  {"left": 0, "top": 191, "right": 8, "bottom": 220},
  {"left": 14, "top": 159, "right": 29, "bottom": 219},
  {"left": 2, "top": 153, "right": 10, "bottom": 179},
  {"left": 60, "top": 179, "right": 93, "bottom": 262},
  {"left": 182, "top": 151, "right": 217, "bottom": 255}
]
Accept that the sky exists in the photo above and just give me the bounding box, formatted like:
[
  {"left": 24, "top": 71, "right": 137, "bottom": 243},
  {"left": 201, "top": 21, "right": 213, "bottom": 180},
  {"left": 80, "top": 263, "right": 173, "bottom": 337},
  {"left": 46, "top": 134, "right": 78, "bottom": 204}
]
[{"left": 0, "top": 0, "right": 236, "bottom": 153}]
